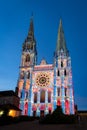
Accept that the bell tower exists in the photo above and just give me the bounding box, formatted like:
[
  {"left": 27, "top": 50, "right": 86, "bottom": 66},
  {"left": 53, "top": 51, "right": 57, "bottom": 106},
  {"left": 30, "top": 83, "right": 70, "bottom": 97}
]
[
  {"left": 16, "top": 17, "right": 37, "bottom": 116},
  {"left": 53, "top": 19, "right": 75, "bottom": 114},
  {"left": 22, "top": 17, "right": 37, "bottom": 67}
]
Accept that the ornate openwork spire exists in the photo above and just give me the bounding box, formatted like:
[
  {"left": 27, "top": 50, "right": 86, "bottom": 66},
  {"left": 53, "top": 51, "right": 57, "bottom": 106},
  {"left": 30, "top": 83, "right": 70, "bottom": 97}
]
[
  {"left": 56, "top": 19, "right": 67, "bottom": 53},
  {"left": 27, "top": 16, "right": 34, "bottom": 41},
  {"left": 22, "top": 16, "right": 35, "bottom": 51}
]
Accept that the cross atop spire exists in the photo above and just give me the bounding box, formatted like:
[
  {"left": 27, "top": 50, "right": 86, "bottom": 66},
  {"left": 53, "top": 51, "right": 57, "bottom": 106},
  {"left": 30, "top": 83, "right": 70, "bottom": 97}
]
[{"left": 56, "top": 19, "right": 67, "bottom": 53}]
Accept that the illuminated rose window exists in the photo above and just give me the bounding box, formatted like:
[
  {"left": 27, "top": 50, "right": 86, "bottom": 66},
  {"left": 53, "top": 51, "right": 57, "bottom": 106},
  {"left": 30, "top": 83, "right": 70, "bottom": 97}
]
[
  {"left": 39, "top": 77, "right": 46, "bottom": 84},
  {"left": 36, "top": 72, "right": 50, "bottom": 87}
]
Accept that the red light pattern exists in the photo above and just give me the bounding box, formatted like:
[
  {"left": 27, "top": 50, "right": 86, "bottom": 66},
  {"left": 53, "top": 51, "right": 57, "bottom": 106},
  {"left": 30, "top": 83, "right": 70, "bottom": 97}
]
[
  {"left": 65, "top": 100, "right": 69, "bottom": 114},
  {"left": 57, "top": 99, "right": 61, "bottom": 106}
]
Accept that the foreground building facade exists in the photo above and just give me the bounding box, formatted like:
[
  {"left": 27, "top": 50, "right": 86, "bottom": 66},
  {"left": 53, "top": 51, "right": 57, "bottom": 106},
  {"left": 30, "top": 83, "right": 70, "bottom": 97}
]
[{"left": 16, "top": 18, "right": 75, "bottom": 116}]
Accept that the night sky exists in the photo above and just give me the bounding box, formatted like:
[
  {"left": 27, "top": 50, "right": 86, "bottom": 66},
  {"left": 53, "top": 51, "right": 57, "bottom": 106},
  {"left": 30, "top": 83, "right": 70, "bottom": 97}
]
[{"left": 0, "top": 0, "right": 87, "bottom": 110}]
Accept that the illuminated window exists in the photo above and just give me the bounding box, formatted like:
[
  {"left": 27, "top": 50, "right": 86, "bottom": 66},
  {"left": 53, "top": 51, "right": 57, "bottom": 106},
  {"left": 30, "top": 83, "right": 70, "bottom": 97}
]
[
  {"left": 8, "top": 110, "right": 16, "bottom": 117},
  {"left": 0, "top": 111, "right": 4, "bottom": 116},
  {"left": 40, "top": 90, "right": 45, "bottom": 103},
  {"left": 48, "top": 91, "right": 51, "bottom": 103},
  {"left": 34, "top": 92, "right": 37, "bottom": 103}
]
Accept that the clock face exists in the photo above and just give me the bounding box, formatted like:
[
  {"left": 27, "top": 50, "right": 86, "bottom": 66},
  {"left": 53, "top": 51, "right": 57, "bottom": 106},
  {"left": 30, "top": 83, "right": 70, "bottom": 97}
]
[{"left": 36, "top": 72, "right": 50, "bottom": 87}]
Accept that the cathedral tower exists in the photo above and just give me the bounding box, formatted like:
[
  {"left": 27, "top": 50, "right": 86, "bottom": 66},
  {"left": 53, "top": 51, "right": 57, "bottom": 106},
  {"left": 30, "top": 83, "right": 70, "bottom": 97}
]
[
  {"left": 53, "top": 19, "right": 74, "bottom": 114},
  {"left": 17, "top": 17, "right": 37, "bottom": 115},
  {"left": 22, "top": 17, "right": 37, "bottom": 67}
]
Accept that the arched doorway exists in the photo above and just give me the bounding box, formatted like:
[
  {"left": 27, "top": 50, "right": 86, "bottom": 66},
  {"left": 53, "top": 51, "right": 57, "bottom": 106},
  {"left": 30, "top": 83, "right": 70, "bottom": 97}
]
[
  {"left": 65, "top": 100, "right": 69, "bottom": 114},
  {"left": 40, "top": 104, "right": 45, "bottom": 117},
  {"left": 57, "top": 99, "right": 61, "bottom": 106},
  {"left": 32, "top": 105, "right": 37, "bottom": 117},
  {"left": 24, "top": 102, "right": 28, "bottom": 115}
]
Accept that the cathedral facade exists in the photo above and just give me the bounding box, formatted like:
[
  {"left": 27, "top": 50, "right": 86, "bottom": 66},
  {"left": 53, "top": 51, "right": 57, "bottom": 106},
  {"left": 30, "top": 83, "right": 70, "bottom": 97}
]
[{"left": 16, "top": 18, "right": 75, "bottom": 117}]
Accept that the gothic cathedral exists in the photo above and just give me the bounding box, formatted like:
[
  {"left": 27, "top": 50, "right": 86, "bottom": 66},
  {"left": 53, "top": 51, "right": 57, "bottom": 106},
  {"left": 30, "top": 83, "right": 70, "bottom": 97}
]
[{"left": 16, "top": 18, "right": 75, "bottom": 117}]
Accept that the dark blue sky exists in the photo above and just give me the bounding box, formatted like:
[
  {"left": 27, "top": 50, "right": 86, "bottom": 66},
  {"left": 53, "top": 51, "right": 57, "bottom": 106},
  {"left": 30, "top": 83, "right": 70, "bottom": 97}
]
[{"left": 0, "top": 0, "right": 87, "bottom": 110}]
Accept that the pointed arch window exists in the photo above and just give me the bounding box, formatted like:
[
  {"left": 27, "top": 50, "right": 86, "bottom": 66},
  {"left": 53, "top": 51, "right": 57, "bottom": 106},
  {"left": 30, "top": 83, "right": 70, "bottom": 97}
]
[
  {"left": 67, "top": 60, "right": 69, "bottom": 67},
  {"left": 25, "top": 92, "right": 28, "bottom": 99},
  {"left": 40, "top": 90, "right": 45, "bottom": 103},
  {"left": 24, "top": 102, "right": 28, "bottom": 115},
  {"left": 57, "top": 87, "right": 60, "bottom": 96},
  {"left": 27, "top": 71, "right": 30, "bottom": 79},
  {"left": 65, "top": 100, "right": 69, "bottom": 114},
  {"left": 34, "top": 92, "right": 37, "bottom": 103},
  {"left": 61, "top": 61, "right": 63, "bottom": 67},
  {"left": 57, "top": 70, "right": 60, "bottom": 76},
  {"left": 26, "top": 54, "right": 30, "bottom": 62},
  {"left": 21, "top": 92, "right": 22, "bottom": 98},
  {"left": 48, "top": 91, "right": 51, "bottom": 103},
  {"left": 20, "top": 71, "right": 24, "bottom": 79},
  {"left": 65, "top": 88, "right": 67, "bottom": 96},
  {"left": 64, "top": 69, "right": 67, "bottom": 76}
]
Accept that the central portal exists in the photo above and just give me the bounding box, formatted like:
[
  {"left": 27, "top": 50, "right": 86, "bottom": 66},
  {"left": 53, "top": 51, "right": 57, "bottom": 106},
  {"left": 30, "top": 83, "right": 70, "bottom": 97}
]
[{"left": 40, "top": 110, "right": 44, "bottom": 117}]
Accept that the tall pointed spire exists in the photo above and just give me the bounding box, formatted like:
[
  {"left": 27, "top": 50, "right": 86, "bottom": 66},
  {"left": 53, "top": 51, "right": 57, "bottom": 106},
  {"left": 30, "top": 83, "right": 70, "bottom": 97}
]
[
  {"left": 26, "top": 14, "right": 34, "bottom": 42},
  {"left": 56, "top": 19, "right": 67, "bottom": 53},
  {"left": 22, "top": 15, "right": 36, "bottom": 51},
  {"left": 27, "top": 15, "right": 34, "bottom": 41}
]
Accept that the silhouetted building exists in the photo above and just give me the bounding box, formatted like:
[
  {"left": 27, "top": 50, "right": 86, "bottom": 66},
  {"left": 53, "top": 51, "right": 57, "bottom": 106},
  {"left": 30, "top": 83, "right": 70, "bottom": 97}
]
[{"left": 0, "top": 90, "right": 21, "bottom": 117}]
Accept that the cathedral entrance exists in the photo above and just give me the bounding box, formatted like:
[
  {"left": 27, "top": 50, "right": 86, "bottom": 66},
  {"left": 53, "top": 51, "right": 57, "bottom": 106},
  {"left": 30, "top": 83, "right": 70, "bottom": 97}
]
[
  {"left": 49, "top": 110, "right": 51, "bottom": 114},
  {"left": 33, "top": 111, "right": 36, "bottom": 117},
  {"left": 40, "top": 110, "right": 44, "bottom": 117}
]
